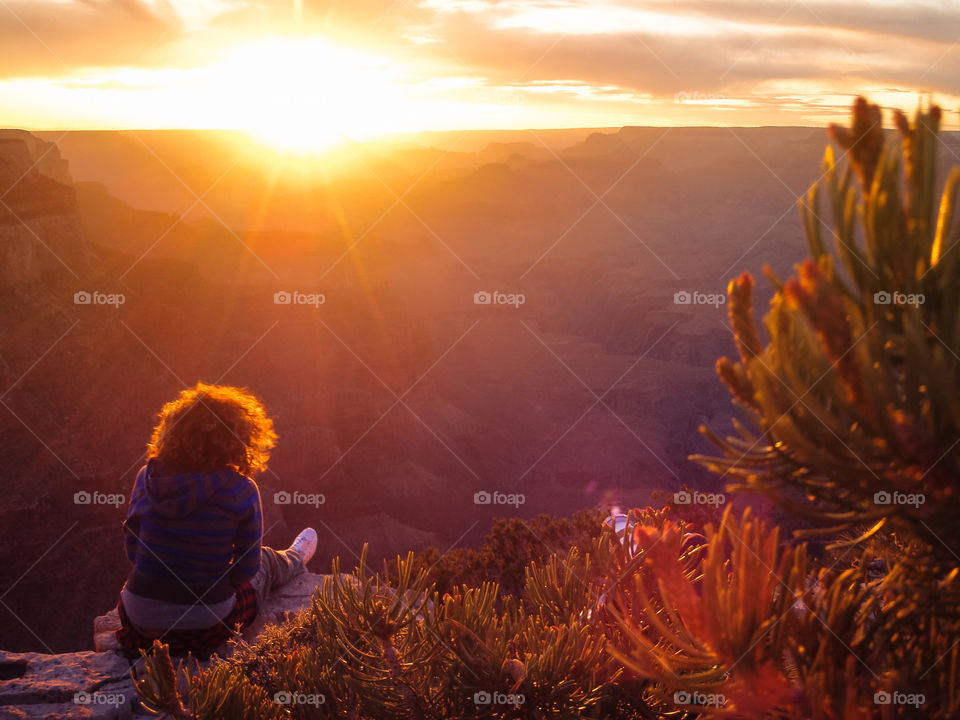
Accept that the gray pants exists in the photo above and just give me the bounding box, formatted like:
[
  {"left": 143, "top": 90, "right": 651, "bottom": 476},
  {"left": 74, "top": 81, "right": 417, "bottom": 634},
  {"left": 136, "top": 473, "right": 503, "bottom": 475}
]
[{"left": 250, "top": 546, "right": 305, "bottom": 610}]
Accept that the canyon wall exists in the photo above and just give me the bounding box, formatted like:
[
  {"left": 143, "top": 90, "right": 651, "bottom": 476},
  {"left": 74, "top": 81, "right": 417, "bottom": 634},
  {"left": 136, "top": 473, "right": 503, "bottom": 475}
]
[{"left": 0, "top": 133, "right": 87, "bottom": 287}]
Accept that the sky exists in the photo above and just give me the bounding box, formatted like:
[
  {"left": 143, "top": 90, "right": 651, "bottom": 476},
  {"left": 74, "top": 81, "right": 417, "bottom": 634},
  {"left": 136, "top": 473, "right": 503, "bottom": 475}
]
[{"left": 0, "top": 0, "right": 958, "bottom": 146}]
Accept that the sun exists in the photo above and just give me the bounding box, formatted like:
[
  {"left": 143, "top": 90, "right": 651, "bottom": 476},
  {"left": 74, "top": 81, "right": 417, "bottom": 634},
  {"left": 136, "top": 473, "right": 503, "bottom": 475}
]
[{"left": 211, "top": 36, "right": 407, "bottom": 154}]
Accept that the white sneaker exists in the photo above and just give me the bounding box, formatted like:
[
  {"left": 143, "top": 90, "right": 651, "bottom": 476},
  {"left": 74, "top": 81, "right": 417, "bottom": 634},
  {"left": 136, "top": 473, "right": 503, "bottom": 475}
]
[{"left": 289, "top": 527, "right": 318, "bottom": 566}]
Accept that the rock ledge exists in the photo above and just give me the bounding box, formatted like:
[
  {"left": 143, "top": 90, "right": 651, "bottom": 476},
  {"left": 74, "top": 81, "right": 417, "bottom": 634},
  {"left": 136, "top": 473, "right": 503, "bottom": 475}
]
[{"left": 0, "top": 573, "right": 333, "bottom": 719}]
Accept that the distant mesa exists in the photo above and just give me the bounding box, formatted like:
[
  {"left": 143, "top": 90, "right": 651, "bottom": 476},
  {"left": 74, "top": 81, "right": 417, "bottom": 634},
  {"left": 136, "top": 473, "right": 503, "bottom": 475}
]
[
  {"left": 563, "top": 130, "right": 639, "bottom": 160},
  {"left": 0, "top": 130, "right": 73, "bottom": 186},
  {"left": 476, "top": 141, "right": 552, "bottom": 167}
]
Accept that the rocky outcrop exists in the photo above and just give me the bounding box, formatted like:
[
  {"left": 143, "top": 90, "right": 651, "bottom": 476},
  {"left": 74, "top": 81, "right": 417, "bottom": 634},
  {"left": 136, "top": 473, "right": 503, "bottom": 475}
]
[
  {"left": 0, "top": 133, "right": 88, "bottom": 287},
  {"left": 0, "top": 573, "right": 334, "bottom": 719},
  {"left": 0, "top": 649, "right": 139, "bottom": 719},
  {"left": 0, "top": 131, "right": 73, "bottom": 187}
]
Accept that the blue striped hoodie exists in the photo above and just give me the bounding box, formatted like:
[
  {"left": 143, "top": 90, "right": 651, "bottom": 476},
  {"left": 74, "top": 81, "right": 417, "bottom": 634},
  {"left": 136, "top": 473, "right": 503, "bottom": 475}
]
[{"left": 122, "top": 461, "right": 262, "bottom": 604}]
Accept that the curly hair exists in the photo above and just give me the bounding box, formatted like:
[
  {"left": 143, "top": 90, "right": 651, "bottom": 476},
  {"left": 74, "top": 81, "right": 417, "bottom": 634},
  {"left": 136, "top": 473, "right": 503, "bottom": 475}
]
[{"left": 147, "top": 383, "right": 277, "bottom": 476}]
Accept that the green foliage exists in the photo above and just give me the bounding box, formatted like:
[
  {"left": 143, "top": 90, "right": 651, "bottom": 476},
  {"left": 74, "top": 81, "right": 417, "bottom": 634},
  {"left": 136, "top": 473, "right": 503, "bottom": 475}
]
[
  {"left": 133, "top": 539, "right": 652, "bottom": 719},
  {"left": 397, "top": 510, "right": 605, "bottom": 600},
  {"left": 694, "top": 98, "right": 960, "bottom": 549},
  {"left": 665, "top": 97, "right": 960, "bottom": 717},
  {"left": 133, "top": 641, "right": 284, "bottom": 720},
  {"left": 604, "top": 507, "right": 812, "bottom": 718}
]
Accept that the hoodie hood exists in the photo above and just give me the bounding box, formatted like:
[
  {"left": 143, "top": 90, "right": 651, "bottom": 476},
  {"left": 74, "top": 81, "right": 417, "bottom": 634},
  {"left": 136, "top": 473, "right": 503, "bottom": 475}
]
[{"left": 131, "top": 461, "right": 238, "bottom": 520}]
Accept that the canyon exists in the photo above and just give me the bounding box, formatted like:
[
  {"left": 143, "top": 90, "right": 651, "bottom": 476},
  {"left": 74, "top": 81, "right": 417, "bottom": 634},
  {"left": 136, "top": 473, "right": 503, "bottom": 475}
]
[{"left": 5, "top": 124, "right": 956, "bottom": 655}]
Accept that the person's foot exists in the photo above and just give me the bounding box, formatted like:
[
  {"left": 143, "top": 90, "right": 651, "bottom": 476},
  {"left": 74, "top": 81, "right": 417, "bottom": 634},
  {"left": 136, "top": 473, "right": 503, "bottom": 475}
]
[{"left": 289, "top": 527, "right": 317, "bottom": 566}]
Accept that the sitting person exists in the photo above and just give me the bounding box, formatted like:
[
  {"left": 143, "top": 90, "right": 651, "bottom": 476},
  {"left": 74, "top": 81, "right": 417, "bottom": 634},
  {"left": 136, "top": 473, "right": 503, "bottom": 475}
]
[{"left": 115, "top": 382, "right": 317, "bottom": 660}]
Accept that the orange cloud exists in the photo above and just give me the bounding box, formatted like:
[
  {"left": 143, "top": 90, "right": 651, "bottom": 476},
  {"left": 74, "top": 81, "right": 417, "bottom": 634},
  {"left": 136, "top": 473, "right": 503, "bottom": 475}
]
[
  {"left": 0, "top": 0, "right": 182, "bottom": 78},
  {"left": 0, "top": 0, "right": 958, "bottom": 130}
]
